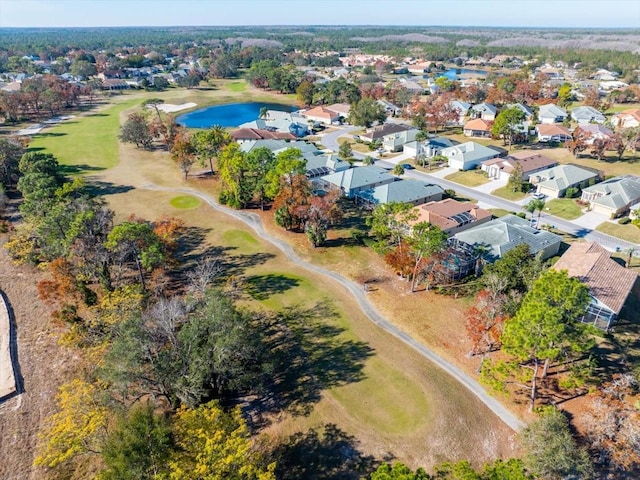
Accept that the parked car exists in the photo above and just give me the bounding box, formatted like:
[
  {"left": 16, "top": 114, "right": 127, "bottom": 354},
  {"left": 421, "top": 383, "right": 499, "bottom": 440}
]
[
  {"left": 532, "top": 192, "right": 546, "bottom": 200},
  {"left": 401, "top": 163, "right": 415, "bottom": 170}
]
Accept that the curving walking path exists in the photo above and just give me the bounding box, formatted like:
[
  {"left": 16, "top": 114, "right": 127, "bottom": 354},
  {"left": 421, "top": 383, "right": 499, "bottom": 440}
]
[{"left": 144, "top": 183, "right": 526, "bottom": 431}]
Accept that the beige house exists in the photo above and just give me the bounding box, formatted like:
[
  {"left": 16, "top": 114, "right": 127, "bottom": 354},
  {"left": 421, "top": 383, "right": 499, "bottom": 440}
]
[
  {"left": 581, "top": 175, "right": 640, "bottom": 217},
  {"left": 463, "top": 118, "right": 492, "bottom": 138},
  {"left": 531, "top": 164, "right": 600, "bottom": 198},
  {"left": 481, "top": 151, "right": 558, "bottom": 181},
  {"left": 411, "top": 198, "right": 492, "bottom": 235},
  {"left": 553, "top": 242, "right": 639, "bottom": 330},
  {"left": 301, "top": 106, "right": 341, "bottom": 125},
  {"left": 611, "top": 108, "right": 640, "bottom": 129}
]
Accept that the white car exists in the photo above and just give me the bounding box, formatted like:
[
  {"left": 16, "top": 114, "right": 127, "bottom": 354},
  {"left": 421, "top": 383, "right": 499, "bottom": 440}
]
[{"left": 532, "top": 192, "right": 546, "bottom": 200}]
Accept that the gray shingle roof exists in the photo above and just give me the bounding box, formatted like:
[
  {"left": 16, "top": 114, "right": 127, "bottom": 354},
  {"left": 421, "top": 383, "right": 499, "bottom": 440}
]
[
  {"left": 359, "top": 180, "right": 444, "bottom": 205},
  {"left": 583, "top": 175, "right": 640, "bottom": 210},
  {"left": 532, "top": 164, "right": 598, "bottom": 192},
  {"left": 321, "top": 166, "right": 395, "bottom": 191},
  {"left": 453, "top": 214, "right": 562, "bottom": 262}
]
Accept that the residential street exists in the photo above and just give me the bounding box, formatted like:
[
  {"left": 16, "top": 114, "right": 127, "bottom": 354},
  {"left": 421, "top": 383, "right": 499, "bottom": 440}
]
[{"left": 320, "top": 126, "right": 640, "bottom": 252}]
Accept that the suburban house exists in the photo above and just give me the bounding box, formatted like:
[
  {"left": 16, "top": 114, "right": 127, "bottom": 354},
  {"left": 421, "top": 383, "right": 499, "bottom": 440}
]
[
  {"left": 377, "top": 99, "right": 401, "bottom": 116},
  {"left": 463, "top": 118, "right": 493, "bottom": 138},
  {"left": 239, "top": 139, "right": 320, "bottom": 156},
  {"left": 580, "top": 175, "right": 640, "bottom": 217},
  {"left": 230, "top": 128, "right": 296, "bottom": 143},
  {"left": 411, "top": 198, "right": 492, "bottom": 235},
  {"left": 530, "top": 164, "right": 601, "bottom": 198},
  {"left": 240, "top": 110, "right": 310, "bottom": 137},
  {"left": 553, "top": 242, "right": 639, "bottom": 330},
  {"left": 300, "top": 106, "right": 341, "bottom": 125},
  {"left": 304, "top": 153, "right": 351, "bottom": 179},
  {"left": 319, "top": 166, "right": 395, "bottom": 198},
  {"left": 360, "top": 122, "right": 415, "bottom": 143},
  {"left": 440, "top": 141, "right": 501, "bottom": 171},
  {"left": 506, "top": 103, "right": 535, "bottom": 132},
  {"left": 538, "top": 104, "right": 568, "bottom": 124},
  {"left": 325, "top": 103, "right": 351, "bottom": 119},
  {"left": 382, "top": 126, "right": 419, "bottom": 152},
  {"left": 397, "top": 78, "right": 425, "bottom": 94},
  {"left": 577, "top": 124, "right": 615, "bottom": 145},
  {"left": 403, "top": 136, "right": 454, "bottom": 158},
  {"left": 354, "top": 180, "right": 444, "bottom": 208},
  {"left": 536, "top": 124, "right": 573, "bottom": 143},
  {"left": 481, "top": 150, "right": 558, "bottom": 181},
  {"left": 570, "top": 106, "right": 606, "bottom": 124},
  {"left": 450, "top": 100, "right": 472, "bottom": 125},
  {"left": 451, "top": 214, "right": 562, "bottom": 262},
  {"left": 611, "top": 108, "right": 640, "bottom": 129},
  {"left": 471, "top": 103, "right": 498, "bottom": 121}
]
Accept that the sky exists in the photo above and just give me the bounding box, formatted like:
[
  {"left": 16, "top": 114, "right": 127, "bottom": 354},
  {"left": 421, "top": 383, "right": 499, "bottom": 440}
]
[{"left": 0, "top": 0, "right": 639, "bottom": 29}]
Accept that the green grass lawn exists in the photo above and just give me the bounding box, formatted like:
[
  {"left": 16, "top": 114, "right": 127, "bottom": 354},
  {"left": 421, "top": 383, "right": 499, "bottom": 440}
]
[
  {"left": 29, "top": 98, "right": 141, "bottom": 171},
  {"left": 597, "top": 222, "right": 640, "bottom": 244},
  {"left": 227, "top": 81, "right": 247, "bottom": 92},
  {"left": 337, "top": 137, "right": 373, "bottom": 154},
  {"left": 444, "top": 170, "right": 490, "bottom": 187},
  {"left": 489, "top": 208, "right": 513, "bottom": 218},
  {"left": 544, "top": 198, "right": 584, "bottom": 220},
  {"left": 170, "top": 195, "right": 200, "bottom": 209},
  {"left": 491, "top": 185, "right": 527, "bottom": 201}
]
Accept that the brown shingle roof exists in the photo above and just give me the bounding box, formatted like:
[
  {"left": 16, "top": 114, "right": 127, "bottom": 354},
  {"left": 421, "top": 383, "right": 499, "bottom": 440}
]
[
  {"left": 553, "top": 242, "right": 638, "bottom": 314},
  {"left": 412, "top": 198, "right": 492, "bottom": 232},
  {"left": 536, "top": 124, "right": 572, "bottom": 136}
]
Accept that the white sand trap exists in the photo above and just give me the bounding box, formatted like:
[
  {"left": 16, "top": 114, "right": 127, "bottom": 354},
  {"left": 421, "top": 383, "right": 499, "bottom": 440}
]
[{"left": 157, "top": 102, "right": 197, "bottom": 113}]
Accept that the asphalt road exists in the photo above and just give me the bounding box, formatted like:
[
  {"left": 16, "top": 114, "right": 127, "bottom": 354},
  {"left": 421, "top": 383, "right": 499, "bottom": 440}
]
[
  {"left": 320, "top": 126, "right": 639, "bottom": 252},
  {"left": 144, "top": 183, "right": 526, "bottom": 432}
]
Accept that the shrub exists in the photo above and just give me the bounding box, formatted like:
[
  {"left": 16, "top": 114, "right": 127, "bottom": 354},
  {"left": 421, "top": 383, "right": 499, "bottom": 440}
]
[
  {"left": 618, "top": 216, "right": 631, "bottom": 225},
  {"left": 443, "top": 189, "right": 456, "bottom": 199},
  {"left": 516, "top": 212, "right": 527, "bottom": 219},
  {"left": 565, "top": 187, "right": 579, "bottom": 198}
]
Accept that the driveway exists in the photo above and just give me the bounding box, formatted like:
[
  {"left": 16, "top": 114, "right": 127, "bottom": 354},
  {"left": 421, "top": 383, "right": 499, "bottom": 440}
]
[{"left": 572, "top": 210, "right": 609, "bottom": 230}]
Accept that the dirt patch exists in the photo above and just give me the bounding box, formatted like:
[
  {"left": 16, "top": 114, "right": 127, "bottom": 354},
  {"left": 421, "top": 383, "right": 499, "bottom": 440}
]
[{"left": 0, "top": 241, "right": 78, "bottom": 480}]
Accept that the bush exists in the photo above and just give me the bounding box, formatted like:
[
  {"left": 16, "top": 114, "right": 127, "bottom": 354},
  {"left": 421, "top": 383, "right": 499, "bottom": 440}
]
[
  {"left": 443, "top": 189, "right": 456, "bottom": 199},
  {"left": 565, "top": 187, "right": 579, "bottom": 198},
  {"left": 618, "top": 216, "right": 631, "bottom": 225},
  {"left": 516, "top": 212, "right": 527, "bottom": 219}
]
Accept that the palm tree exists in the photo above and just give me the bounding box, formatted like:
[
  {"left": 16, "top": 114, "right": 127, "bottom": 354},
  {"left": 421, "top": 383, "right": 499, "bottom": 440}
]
[
  {"left": 525, "top": 198, "right": 546, "bottom": 229},
  {"left": 415, "top": 130, "right": 428, "bottom": 163},
  {"left": 259, "top": 106, "right": 269, "bottom": 120},
  {"left": 362, "top": 156, "right": 375, "bottom": 166},
  {"left": 392, "top": 164, "right": 405, "bottom": 176},
  {"left": 625, "top": 246, "right": 636, "bottom": 268}
]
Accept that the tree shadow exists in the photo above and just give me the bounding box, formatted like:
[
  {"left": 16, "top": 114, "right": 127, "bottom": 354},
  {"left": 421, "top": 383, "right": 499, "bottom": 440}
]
[
  {"left": 59, "top": 164, "right": 106, "bottom": 176},
  {"left": 32, "top": 132, "right": 66, "bottom": 138},
  {"left": 83, "top": 180, "right": 134, "bottom": 197},
  {"left": 85, "top": 113, "right": 110, "bottom": 117},
  {"left": 244, "top": 274, "right": 300, "bottom": 301},
  {"left": 272, "top": 424, "right": 379, "bottom": 480},
  {"left": 0, "top": 290, "right": 24, "bottom": 403},
  {"left": 219, "top": 251, "right": 276, "bottom": 279},
  {"left": 252, "top": 301, "right": 373, "bottom": 419}
]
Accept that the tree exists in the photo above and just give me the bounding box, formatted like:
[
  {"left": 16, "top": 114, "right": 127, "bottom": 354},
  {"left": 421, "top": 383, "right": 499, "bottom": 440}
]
[
  {"left": 245, "top": 147, "right": 276, "bottom": 210},
  {"left": 590, "top": 137, "right": 608, "bottom": 161},
  {"left": 465, "top": 289, "right": 509, "bottom": 360},
  {"left": 0, "top": 137, "right": 25, "bottom": 187},
  {"left": 298, "top": 190, "right": 342, "bottom": 247},
  {"left": 120, "top": 113, "right": 153, "bottom": 149},
  {"left": 582, "top": 374, "right": 640, "bottom": 471},
  {"left": 170, "top": 129, "right": 195, "bottom": 179},
  {"left": 218, "top": 142, "right": 251, "bottom": 208},
  {"left": 264, "top": 147, "right": 306, "bottom": 201},
  {"left": 367, "top": 202, "right": 417, "bottom": 252},
  {"left": 168, "top": 401, "right": 276, "bottom": 480},
  {"left": 272, "top": 173, "right": 312, "bottom": 231},
  {"left": 296, "top": 80, "right": 315, "bottom": 107},
  {"left": 348, "top": 97, "right": 386, "bottom": 127},
  {"left": 338, "top": 141, "right": 353, "bottom": 161},
  {"left": 408, "top": 222, "right": 447, "bottom": 292},
  {"left": 191, "top": 126, "right": 232, "bottom": 175},
  {"left": 520, "top": 407, "right": 593, "bottom": 479},
  {"left": 525, "top": 198, "right": 545, "bottom": 229},
  {"left": 507, "top": 161, "right": 524, "bottom": 192},
  {"left": 99, "top": 405, "right": 173, "bottom": 480},
  {"left": 35, "top": 379, "right": 107, "bottom": 470},
  {"left": 105, "top": 221, "right": 166, "bottom": 291},
  {"left": 566, "top": 126, "right": 589, "bottom": 158},
  {"left": 369, "top": 462, "right": 430, "bottom": 479},
  {"left": 392, "top": 163, "right": 405, "bottom": 176},
  {"left": 582, "top": 86, "right": 602, "bottom": 109},
  {"left": 70, "top": 59, "right": 97, "bottom": 79},
  {"left": 491, "top": 107, "right": 526, "bottom": 149},
  {"left": 499, "top": 270, "right": 591, "bottom": 410},
  {"left": 557, "top": 83, "right": 573, "bottom": 107},
  {"left": 362, "top": 155, "right": 375, "bottom": 166}
]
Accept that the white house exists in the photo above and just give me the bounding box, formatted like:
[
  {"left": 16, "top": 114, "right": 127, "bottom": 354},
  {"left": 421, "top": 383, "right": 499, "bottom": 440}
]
[
  {"left": 538, "top": 104, "right": 568, "bottom": 124},
  {"left": 441, "top": 141, "right": 501, "bottom": 171}
]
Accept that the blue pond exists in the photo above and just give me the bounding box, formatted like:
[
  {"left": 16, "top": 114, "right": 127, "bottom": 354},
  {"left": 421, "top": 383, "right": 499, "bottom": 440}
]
[
  {"left": 423, "top": 68, "right": 488, "bottom": 80},
  {"left": 176, "top": 102, "right": 298, "bottom": 128}
]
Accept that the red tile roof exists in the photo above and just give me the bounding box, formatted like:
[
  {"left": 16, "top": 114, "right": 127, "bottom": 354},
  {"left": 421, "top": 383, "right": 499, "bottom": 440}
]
[
  {"left": 553, "top": 242, "right": 638, "bottom": 314},
  {"left": 464, "top": 118, "right": 492, "bottom": 132},
  {"left": 230, "top": 128, "right": 296, "bottom": 141}
]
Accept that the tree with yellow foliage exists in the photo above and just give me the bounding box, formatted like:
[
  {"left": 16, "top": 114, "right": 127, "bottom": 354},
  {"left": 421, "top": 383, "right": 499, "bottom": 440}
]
[{"left": 168, "top": 400, "right": 276, "bottom": 480}]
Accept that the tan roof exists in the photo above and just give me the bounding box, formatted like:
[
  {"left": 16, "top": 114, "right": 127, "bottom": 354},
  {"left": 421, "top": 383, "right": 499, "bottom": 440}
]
[
  {"left": 325, "top": 103, "right": 351, "bottom": 115},
  {"left": 536, "top": 124, "right": 572, "bottom": 136},
  {"left": 230, "top": 128, "right": 295, "bottom": 141},
  {"left": 302, "top": 106, "right": 339, "bottom": 120},
  {"left": 553, "top": 242, "right": 638, "bottom": 314},
  {"left": 412, "top": 198, "right": 492, "bottom": 232},
  {"left": 614, "top": 109, "right": 640, "bottom": 122},
  {"left": 464, "top": 118, "right": 492, "bottom": 131},
  {"left": 507, "top": 151, "right": 558, "bottom": 173}
]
